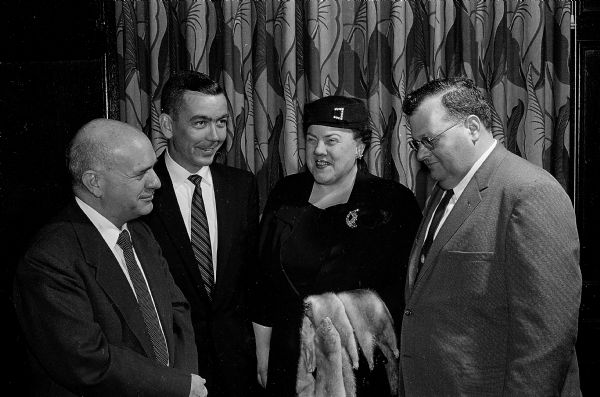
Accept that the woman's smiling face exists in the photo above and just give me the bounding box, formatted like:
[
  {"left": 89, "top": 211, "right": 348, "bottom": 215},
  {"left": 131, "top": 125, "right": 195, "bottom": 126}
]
[{"left": 306, "top": 124, "right": 364, "bottom": 186}]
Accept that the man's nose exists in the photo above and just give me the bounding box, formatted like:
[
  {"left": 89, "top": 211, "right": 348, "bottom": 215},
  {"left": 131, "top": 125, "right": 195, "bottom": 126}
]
[
  {"left": 208, "top": 123, "right": 221, "bottom": 140},
  {"left": 415, "top": 144, "right": 429, "bottom": 162},
  {"left": 148, "top": 169, "right": 161, "bottom": 189}
]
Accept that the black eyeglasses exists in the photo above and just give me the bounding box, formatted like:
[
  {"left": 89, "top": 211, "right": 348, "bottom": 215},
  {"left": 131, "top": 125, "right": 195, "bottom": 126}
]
[{"left": 408, "top": 120, "right": 464, "bottom": 151}]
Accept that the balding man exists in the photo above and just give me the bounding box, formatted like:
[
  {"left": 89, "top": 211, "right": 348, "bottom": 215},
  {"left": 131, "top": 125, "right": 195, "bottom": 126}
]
[{"left": 13, "top": 119, "right": 207, "bottom": 397}]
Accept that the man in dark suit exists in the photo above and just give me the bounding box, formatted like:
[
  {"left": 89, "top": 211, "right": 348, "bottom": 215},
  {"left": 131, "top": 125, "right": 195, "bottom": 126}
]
[
  {"left": 399, "top": 78, "right": 581, "bottom": 395},
  {"left": 13, "top": 119, "right": 207, "bottom": 396},
  {"left": 141, "top": 71, "right": 259, "bottom": 396}
]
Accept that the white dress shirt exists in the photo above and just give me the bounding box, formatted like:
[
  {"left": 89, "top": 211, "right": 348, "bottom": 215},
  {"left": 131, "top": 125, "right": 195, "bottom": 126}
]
[
  {"left": 425, "top": 139, "right": 498, "bottom": 240},
  {"left": 75, "top": 196, "right": 168, "bottom": 361},
  {"left": 165, "top": 150, "right": 218, "bottom": 281}
]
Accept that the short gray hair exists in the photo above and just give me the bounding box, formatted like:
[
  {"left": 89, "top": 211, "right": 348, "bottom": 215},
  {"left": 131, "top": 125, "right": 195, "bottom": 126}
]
[{"left": 66, "top": 132, "right": 111, "bottom": 188}]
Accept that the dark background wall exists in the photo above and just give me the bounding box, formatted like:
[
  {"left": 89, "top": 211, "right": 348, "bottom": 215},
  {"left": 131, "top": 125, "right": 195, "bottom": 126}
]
[
  {"left": 1, "top": 0, "right": 598, "bottom": 394},
  {"left": 574, "top": 1, "right": 600, "bottom": 394},
  {"left": 0, "top": 0, "right": 116, "bottom": 393}
]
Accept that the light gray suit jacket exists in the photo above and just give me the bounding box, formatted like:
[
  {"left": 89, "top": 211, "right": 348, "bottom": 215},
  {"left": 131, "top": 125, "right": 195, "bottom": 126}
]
[{"left": 400, "top": 144, "right": 581, "bottom": 396}]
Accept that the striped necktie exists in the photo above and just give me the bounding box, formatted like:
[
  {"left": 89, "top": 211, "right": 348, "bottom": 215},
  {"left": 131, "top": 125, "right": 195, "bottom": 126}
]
[
  {"left": 117, "top": 229, "right": 169, "bottom": 365},
  {"left": 188, "top": 174, "right": 214, "bottom": 300}
]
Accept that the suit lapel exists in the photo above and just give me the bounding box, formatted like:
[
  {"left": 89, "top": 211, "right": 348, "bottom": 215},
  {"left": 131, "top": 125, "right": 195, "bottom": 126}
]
[
  {"left": 68, "top": 204, "right": 155, "bottom": 359},
  {"left": 130, "top": 222, "right": 173, "bottom": 358},
  {"left": 407, "top": 144, "right": 508, "bottom": 300},
  {"left": 413, "top": 182, "right": 482, "bottom": 291},
  {"left": 211, "top": 165, "right": 233, "bottom": 304},
  {"left": 406, "top": 186, "right": 443, "bottom": 296},
  {"left": 153, "top": 155, "right": 208, "bottom": 301}
]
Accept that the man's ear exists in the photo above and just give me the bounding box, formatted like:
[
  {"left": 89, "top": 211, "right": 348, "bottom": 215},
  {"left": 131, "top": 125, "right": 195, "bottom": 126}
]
[
  {"left": 465, "top": 115, "right": 482, "bottom": 144},
  {"left": 81, "top": 170, "right": 103, "bottom": 198},
  {"left": 159, "top": 113, "right": 174, "bottom": 140}
]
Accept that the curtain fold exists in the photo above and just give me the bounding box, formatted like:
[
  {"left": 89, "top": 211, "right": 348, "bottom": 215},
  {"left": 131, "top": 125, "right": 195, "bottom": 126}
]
[{"left": 116, "top": 0, "right": 571, "bottom": 209}]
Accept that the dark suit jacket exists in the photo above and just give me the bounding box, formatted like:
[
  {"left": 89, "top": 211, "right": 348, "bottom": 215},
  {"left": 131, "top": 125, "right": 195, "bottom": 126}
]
[
  {"left": 400, "top": 144, "right": 582, "bottom": 396},
  {"left": 141, "top": 153, "right": 259, "bottom": 396},
  {"left": 13, "top": 201, "right": 198, "bottom": 397}
]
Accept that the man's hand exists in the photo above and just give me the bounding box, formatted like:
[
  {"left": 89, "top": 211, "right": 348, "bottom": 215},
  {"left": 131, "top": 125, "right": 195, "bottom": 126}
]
[{"left": 189, "top": 374, "right": 208, "bottom": 397}]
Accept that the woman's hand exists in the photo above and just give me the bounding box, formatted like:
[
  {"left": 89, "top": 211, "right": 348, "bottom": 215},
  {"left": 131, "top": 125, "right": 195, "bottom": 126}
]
[{"left": 253, "top": 322, "right": 272, "bottom": 388}]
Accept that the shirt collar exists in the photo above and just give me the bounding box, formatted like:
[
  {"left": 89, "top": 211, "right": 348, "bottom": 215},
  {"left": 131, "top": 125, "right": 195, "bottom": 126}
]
[
  {"left": 75, "top": 196, "right": 128, "bottom": 248},
  {"left": 451, "top": 139, "right": 497, "bottom": 200},
  {"left": 165, "top": 149, "right": 213, "bottom": 188}
]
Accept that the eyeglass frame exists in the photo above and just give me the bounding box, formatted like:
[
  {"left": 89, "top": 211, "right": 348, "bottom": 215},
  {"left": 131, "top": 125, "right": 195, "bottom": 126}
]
[{"left": 408, "top": 119, "right": 465, "bottom": 151}]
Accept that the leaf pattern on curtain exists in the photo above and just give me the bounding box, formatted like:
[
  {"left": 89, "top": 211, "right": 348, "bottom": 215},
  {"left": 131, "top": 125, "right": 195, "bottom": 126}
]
[{"left": 116, "top": 0, "right": 571, "bottom": 209}]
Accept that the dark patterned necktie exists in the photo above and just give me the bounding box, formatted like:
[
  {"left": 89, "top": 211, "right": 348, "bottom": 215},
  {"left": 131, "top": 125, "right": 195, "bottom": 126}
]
[
  {"left": 417, "top": 189, "right": 454, "bottom": 275},
  {"left": 188, "top": 175, "right": 214, "bottom": 300},
  {"left": 116, "top": 229, "right": 169, "bottom": 365}
]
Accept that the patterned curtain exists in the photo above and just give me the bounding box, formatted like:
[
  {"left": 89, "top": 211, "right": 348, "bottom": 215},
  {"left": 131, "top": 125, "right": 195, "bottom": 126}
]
[{"left": 116, "top": 0, "right": 571, "bottom": 209}]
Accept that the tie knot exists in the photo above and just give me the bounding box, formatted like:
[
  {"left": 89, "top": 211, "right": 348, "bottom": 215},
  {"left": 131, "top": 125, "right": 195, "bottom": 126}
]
[
  {"left": 188, "top": 174, "right": 202, "bottom": 187},
  {"left": 117, "top": 229, "right": 132, "bottom": 250}
]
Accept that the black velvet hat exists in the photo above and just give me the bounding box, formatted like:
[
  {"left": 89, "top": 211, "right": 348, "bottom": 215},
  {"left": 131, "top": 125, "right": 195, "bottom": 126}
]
[{"left": 303, "top": 96, "right": 369, "bottom": 131}]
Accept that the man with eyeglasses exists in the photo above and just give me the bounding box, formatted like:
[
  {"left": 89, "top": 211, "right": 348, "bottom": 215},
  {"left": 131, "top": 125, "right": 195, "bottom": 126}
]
[{"left": 399, "top": 77, "right": 581, "bottom": 395}]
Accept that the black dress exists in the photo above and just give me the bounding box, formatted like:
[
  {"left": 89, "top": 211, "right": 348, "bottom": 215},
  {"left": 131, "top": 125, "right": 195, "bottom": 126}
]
[{"left": 253, "top": 171, "right": 421, "bottom": 396}]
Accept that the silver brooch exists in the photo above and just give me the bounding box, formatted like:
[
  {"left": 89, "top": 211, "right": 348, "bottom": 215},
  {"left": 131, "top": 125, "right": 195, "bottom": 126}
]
[{"left": 345, "top": 208, "right": 359, "bottom": 228}]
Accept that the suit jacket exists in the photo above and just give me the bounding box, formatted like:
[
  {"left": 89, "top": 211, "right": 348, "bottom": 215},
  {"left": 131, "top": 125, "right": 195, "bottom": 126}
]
[
  {"left": 13, "top": 201, "right": 198, "bottom": 397},
  {"left": 400, "top": 144, "right": 582, "bottom": 396},
  {"left": 141, "top": 153, "right": 259, "bottom": 396}
]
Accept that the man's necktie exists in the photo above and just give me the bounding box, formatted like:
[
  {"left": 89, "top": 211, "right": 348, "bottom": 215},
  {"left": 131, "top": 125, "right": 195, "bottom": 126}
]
[
  {"left": 117, "top": 229, "right": 169, "bottom": 366},
  {"left": 417, "top": 189, "right": 454, "bottom": 276},
  {"left": 188, "top": 175, "right": 214, "bottom": 300}
]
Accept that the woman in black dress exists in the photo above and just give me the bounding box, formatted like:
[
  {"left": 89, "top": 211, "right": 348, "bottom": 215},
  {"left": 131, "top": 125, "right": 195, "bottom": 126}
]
[{"left": 252, "top": 96, "right": 422, "bottom": 396}]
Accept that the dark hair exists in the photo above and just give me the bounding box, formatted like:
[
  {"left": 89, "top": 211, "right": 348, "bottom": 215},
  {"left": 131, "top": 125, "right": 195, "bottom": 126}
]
[
  {"left": 347, "top": 124, "right": 371, "bottom": 149},
  {"left": 402, "top": 77, "right": 492, "bottom": 129},
  {"left": 160, "top": 71, "right": 224, "bottom": 117}
]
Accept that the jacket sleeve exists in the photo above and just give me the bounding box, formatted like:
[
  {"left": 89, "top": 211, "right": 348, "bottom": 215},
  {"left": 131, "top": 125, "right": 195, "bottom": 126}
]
[
  {"left": 13, "top": 235, "right": 193, "bottom": 397},
  {"left": 251, "top": 178, "right": 288, "bottom": 327},
  {"left": 504, "top": 179, "right": 581, "bottom": 394},
  {"left": 159, "top": 237, "right": 198, "bottom": 375}
]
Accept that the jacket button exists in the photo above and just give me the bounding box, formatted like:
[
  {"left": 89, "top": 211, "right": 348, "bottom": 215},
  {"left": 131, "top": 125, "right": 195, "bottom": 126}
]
[{"left": 404, "top": 309, "right": 412, "bottom": 316}]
